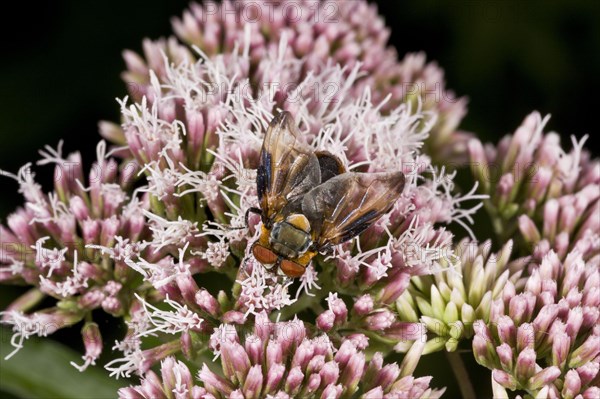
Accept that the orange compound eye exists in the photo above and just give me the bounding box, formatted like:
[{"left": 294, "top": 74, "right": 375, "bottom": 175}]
[
  {"left": 279, "top": 259, "right": 306, "bottom": 278},
  {"left": 252, "top": 244, "right": 279, "bottom": 265}
]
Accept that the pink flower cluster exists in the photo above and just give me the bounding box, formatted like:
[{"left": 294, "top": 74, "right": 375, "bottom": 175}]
[
  {"left": 119, "top": 314, "right": 444, "bottom": 399},
  {"left": 0, "top": 142, "right": 152, "bottom": 367},
  {"left": 0, "top": 1, "right": 598, "bottom": 398},
  {"left": 473, "top": 250, "right": 599, "bottom": 398},
  {"left": 119, "top": 0, "right": 469, "bottom": 165}
]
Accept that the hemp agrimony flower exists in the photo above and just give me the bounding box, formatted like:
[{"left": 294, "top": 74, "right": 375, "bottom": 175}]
[
  {"left": 1, "top": 1, "right": 597, "bottom": 398},
  {"left": 469, "top": 111, "right": 599, "bottom": 257},
  {"left": 473, "top": 249, "right": 599, "bottom": 398},
  {"left": 1, "top": 142, "right": 153, "bottom": 366}
]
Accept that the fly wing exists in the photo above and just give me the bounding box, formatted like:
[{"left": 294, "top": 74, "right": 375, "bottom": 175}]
[
  {"left": 256, "top": 111, "right": 321, "bottom": 223},
  {"left": 301, "top": 171, "right": 405, "bottom": 249}
]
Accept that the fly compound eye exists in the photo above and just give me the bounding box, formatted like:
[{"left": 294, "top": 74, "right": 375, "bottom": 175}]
[
  {"left": 279, "top": 259, "right": 306, "bottom": 278},
  {"left": 252, "top": 244, "right": 278, "bottom": 267}
]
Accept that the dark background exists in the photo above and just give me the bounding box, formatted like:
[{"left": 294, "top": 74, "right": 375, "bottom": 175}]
[{"left": 1, "top": 1, "right": 599, "bottom": 397}]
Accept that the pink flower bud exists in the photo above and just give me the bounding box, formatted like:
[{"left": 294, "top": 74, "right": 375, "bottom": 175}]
[
  {"left": 353, "top": 294, "right": 374, "bottom": 315},
  {"left": 528, "top": 366, "right": 561, "bottom": 391},
  {"left": 365, "top": 309, "right": 395, "bottom": 331},
  {"left": 385, "top": 322, "right": 425, "bottom": 342},
  {"left": 275, "top": 319, "right": 305, "bottom": 353},
  {"left": 7, "top": 211, "right": 35, "bottom": 245},
  {"left": 127, "top": 212, "right": 146, "bottom": 242},
  {"left": 316, "top": 310, "right": 335, "bottom": 331},
  {"left": 221, "top": 341, "right": 251, "bottom": 382},
  {"left": 326, "top": 293, "right": 348, "bottom": 323},
  {"left": 284, "top": 366, "right": 304, "bottom": 395},
  {"left": 180, "top": 331, "right": 193, "bottom": 360},
  {"left": 244, "top": 334, "right": 263, "bottom": 365},
  {"left": 363, "top": 352, "right": 384, "bottom": 388},
  {"left": 174, "top": 273, "right": 197, "bottom": 305},
  {"left": 122, "top": 49, "right": 148, "bottom": 76},
  {"left": 509, "top": 293, "right": 535, "bottom": 325},
  {"left": 569, "top": 334, "right": 600, "bottom": 368},
  {"left": 518, "top": 215, "right": 541, "bottom": 244},
  {"left": 345, "top": 333, "right": 369, "bottom": 350},
  {"left": 334, "top": 340, "right": 357, "bottom": 368},
  {"left": 497, "top": 174, "right": 515, "bottom": 205},
  {"left": 472, "top": 335, "right": 494, "bottom": 369},
  {"left": 130, "top": 370, "right": 165, "bottom": 399},
  {"left": 321, "top": 383, "right": 343, "bottom": 399},
  {"left": 69, "top": 196, "right": 89, "bottom": 221},
  {"left": 492, "top": 369, "right": 517, "bottom": 390},
  {"left": 496, "top": 315, "right": 516, "bottom": 346},
  {"left": 70, "top": 322, "right": 103, "bottom": 372},
  {"left": 161, "top": 357, "right": 195, "bottom": 396},
  {"left": 380, "top": 271, "right": 411, "bottom": 304},
  {"left": 532, "top": 304, "right": 558, "bottom": 338},
  {"left": 305, "top": 355, "right": 325, "bottom": 377},
  {"left": 305, "top": 373, "right": 321, "bottom": 393},
  {"left": 374, "top": 363, "right": 400, "bottom": 390},
  {"left": 515, "top": 347, "right": 536, "bottom": 382},
  {"left": 496, "top": 343, "right": 513, "bottom": 371},
  {"left": 186, "top": 110, "right": 205, "bottom": 165},
  {"left": 565, "top": 307, "right": 584, "bottom": 341},
  {"left": 102, "top": 296, "right": 123, "bottom": 315},
  {"left": 195, "top": 289, "right": 220, "bottom": 316},
  {"left": 561, "top": 369, "right": 581, "bottom": 399},
  {"left": 363, "top": 386, "right": 384, "bottom": 399},
  {"left": 291, "top": 340, "right": 315, "bottom": 370},
  {"left": 319, "top": 360, "right": 340, "bottom": 386},
  {"left": 335, "top": 257, "right": 359, "bottom": 286},
  {"left": 543, "top": 199, "right": 559, "bottom": 240},
  {"left": 338, "top": 350, "right": 364, "bottom": 390},
  {"left": 554, "top": 231, "right": 570, "bottom": 259},
  {"left": 584, "top": 387, "right": 600, "bottom": 399},
  {"left": 199, "top": 364, "right": 234, "bottom": 397},
  {"left": 253, "top": 311, "right": 272, "bottom": 341},
  {"left": 100, "top": 217, "right": 120, "bottom": 247},
  {"left": 266, "top": 340, "right": 283, "bottom": 370},
  {"left": 581, "top": 306, "right": 599, "bottom": 330},
  {"left": 230, "top": 389, "right": 244, "bottom": 399},
  {"left": 242, "top": 364, "right": 263, "bottom": 399},
  {"left": 516, "top": 323, "right": 535, "bottom": 353},
  {"left": 528, "top": 166, "right": 552, "bottom": 202},
  {"left": 78, "top": 289, "right": 106, "bottom": 309},
  {"left": 222, "top": 310, "right": 246, "bottom": 324},
  {"left": 501, "top": 282, "right": 516, "bottom": 304},
  {"left": 576, "top": 361, "right": 599, "bottom": 386},
  {"left": 264, "top": 363, "right": 285, "bottom": 395}
]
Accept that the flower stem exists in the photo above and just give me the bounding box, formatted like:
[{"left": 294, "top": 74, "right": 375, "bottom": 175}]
[{"left": 446, "top": 351, "right": 476, "bottom": 399}]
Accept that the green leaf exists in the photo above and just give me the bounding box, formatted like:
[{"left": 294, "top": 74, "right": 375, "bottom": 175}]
[{"left": 0, "top": 328, "right": 127, "bottom": 399}]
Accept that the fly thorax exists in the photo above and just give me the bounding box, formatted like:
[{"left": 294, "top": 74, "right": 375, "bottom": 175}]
[{"left": 270, "top": 215, "right": 311, "bottom": 258}]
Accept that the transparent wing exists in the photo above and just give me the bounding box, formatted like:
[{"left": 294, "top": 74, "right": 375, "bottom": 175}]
[
  {"left": 301, "top": 171, "right": 405, "bottom": 248},
  {"left": 256, "top": 111, "right": 321, "bottom": 223}
]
